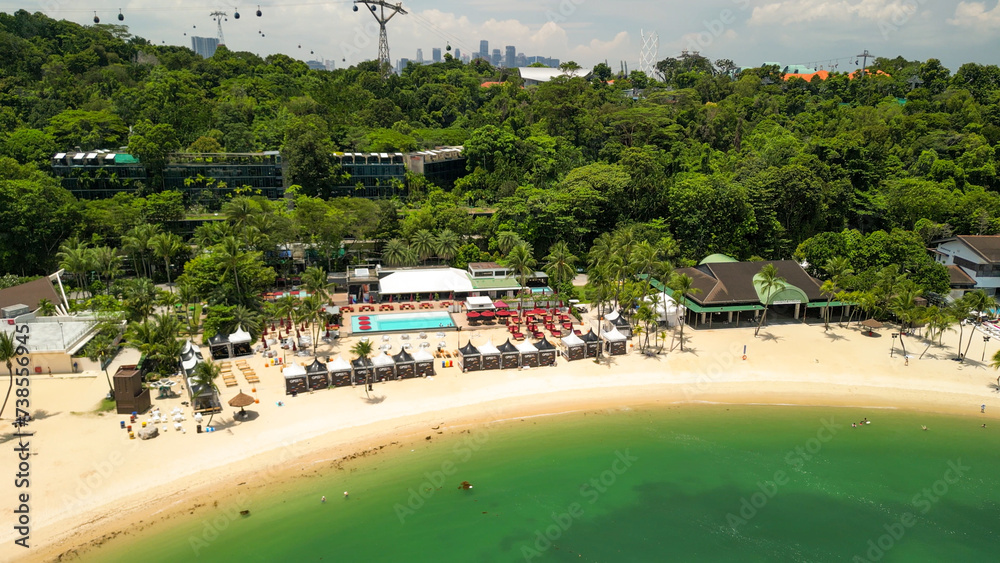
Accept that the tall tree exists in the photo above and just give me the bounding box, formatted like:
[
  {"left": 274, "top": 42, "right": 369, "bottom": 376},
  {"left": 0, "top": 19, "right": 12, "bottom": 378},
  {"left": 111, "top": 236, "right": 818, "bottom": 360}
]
[
  {"left": 670, "top": 273, "right": 701, "bottom": 352},
  {"left": 754, "top": 264, "right": 785, "bottom": 337},
  {"left": 149, "top": 232, "right": 184, "bottom": 292},
  {"left": 0, "top": 331, "right": 16, "bottom": 419}
]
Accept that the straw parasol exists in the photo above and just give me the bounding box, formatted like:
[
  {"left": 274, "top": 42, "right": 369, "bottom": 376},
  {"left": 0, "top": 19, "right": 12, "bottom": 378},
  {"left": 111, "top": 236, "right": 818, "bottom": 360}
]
[
  {"left": 228, "top": 390, "right": 256, "bottom": 417},
  {"left": 860, "top": 319, "right": 884, "bottom": 329}
]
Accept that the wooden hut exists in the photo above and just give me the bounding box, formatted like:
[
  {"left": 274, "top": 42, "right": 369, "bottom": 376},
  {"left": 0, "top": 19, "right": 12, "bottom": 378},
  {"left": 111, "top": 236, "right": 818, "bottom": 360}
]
[
  {"left": 413, "top": 349, "right": 436, "bottom": 376},
  {"left": 458, "top": 341, "right": 482, "bottom": 372},
  {"left": 497, "top": 339, "right": 520, "bottom": 369},
  {"left": 306, "top": 358, "right": 329, "bottom": 390},
  {"left": 515, "top": 340, "right": 539, "bottom": 368},
  {"left": 283, "top": 363, "right": 308, "bottom": 395},
  {"left": 479, "top": 340, "right": 501, "bottom": 370},
  {"left": 602, "top": 327, "right": 628, "bottom": 356},
  {"left": 535, "top": 338, "right": 557, "bottom": 366},
  {"left": 560, "top": 333, "right": 585, "bottom": 361},
  {"left": 229, "top": 326, "right": 253, "bottom": 357},
  {"left": 580, "top": 329, "right": 601, "bottom": 358},
  {"left": 351, "top": 357, "right": 373, "bottom": 386},
  {"left": 327, "top": 356, "right": 353, "bottom": 387},
  {"left": 372, "top": 353, "right": 396, "bottom": 382},
  {"left": 113, "top": 365, "right": 150, "bottom": 414},
  {"left": 207, "top": 333, "right": 230, "bottom": 360},
  {"left": 392, "top": 349, "right": 416, "bottom": 379}
]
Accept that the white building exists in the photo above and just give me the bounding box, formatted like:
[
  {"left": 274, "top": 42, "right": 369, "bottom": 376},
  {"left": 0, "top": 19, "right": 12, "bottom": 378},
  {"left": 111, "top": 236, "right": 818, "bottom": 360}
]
[{"left": 931, "top": 236, "right": 1000, "bottom": 298}]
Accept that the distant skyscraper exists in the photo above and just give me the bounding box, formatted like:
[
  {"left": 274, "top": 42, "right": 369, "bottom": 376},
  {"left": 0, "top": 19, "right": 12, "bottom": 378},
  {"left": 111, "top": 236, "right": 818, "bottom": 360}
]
[
  {"left": 516, "top": 52, "right": 526, "bottom": 67},
  {"left": 191, "top": 36, "right": 218, "bottom": 59},
  {"left": 505, "top": 45, "right": 516, "bottom": 68},
  {"left": 491, "top": 49, "right": 501, "bottom": 66},
  {"left": 416, "top": 48, "right": 424, "bottom": 63},
  {"left": 454, "top": 48, "right": 461, "bottom": 60},
  {"left": 432, "top": 47, "right": 442, "bottom": 63},
  {"left": 479, "top": 40, "right": 489, "bottom": 59},
  {"left": 398, "top": 58, "right": 411, "bottom": 74}
]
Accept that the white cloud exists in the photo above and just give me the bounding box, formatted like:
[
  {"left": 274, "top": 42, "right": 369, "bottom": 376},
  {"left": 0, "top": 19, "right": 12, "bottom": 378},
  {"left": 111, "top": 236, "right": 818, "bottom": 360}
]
[
  {"left": 948, "top": 1, "right": 1000, "bottom": 30},
  {"left": 748, "top": 0, "right": 928, "bottom": 26}
]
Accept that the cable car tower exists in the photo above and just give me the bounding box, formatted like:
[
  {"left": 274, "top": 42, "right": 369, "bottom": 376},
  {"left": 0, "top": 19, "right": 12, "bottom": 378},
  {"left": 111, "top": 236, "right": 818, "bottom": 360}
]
[
  {"left": 211, "top": 11, "right": 227, "bottom": 46},
  {"left": 353, "top": 1, "right": 407, "bottom": 75}
]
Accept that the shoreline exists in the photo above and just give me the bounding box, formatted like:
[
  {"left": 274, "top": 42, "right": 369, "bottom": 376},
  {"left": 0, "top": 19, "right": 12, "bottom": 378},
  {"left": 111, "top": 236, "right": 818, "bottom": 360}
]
[
  {"left": 29, "top": 380, "right": 998, "bottom": 562},
  {"left": 6, "top": 321, "right": 1000, "bottom": 561}
]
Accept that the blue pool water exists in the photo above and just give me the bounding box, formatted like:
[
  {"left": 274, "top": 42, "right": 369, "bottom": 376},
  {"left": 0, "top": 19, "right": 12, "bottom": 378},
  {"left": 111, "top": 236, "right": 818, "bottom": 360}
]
[{"left": 351, "top": 311, "right": 456, "bottom": 333}]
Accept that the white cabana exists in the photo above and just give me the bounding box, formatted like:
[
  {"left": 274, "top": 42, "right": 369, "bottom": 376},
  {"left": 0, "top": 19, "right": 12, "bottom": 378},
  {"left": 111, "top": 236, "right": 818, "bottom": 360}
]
[
  {"left": 283, "top": 363, "right": 308, "bottom": 395},
  {"left": 478, "top": 339, "right": 501, "bottom": 370},
  {"left": 601, "top": 327, "right": 628, "bottom": 356},
  {"left": 560, "top": 333, "right": 585, "bottom": 361},
  {"left": 515, "top": 340, "right": 539, "bottom": 368},
  {"left": 229, "top": 326, "right": 252, "bottom": 344},
  {"left": 412, "top": 349, "right": 436, "bottom": 377},
  {"left": 372, "top": 353, "right": 396, "bottom": 381},
  {"left": 465, "top": 296, "right": 495, "bottom": 311},
  {"left": 282, "top": 363, "right": 307, "bottom": 377},
  {"left": 644, "top": 292, "right": 683, "bottom": 326}
]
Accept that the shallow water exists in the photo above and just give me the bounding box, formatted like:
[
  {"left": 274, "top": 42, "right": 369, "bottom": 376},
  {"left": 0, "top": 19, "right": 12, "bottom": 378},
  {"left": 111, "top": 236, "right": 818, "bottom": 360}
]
[{"left": 86, "top": 405, "right": 1000, "bottom": 562}]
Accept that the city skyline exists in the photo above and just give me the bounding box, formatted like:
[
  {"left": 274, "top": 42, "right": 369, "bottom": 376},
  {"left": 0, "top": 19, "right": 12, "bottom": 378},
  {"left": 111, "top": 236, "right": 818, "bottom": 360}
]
[{"left": 3, "top": 1, "right": 998, "bottom": 72}]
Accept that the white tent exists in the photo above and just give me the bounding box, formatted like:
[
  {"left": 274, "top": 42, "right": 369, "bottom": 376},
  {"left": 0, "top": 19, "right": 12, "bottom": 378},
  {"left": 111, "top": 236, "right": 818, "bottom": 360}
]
[
  {"left": 229, "top": 326, "right": 252, "bottom": 344},
  {"left": 602, "top": 327, "right": 627, "bottom": 342},
  {"left": 327, "top": 356, "right": 352, "bottom": 372},
  {"left": 465, "top": 296, "right": 495, "bottom": 310},
  {"left": 515, "top": 341, "right": 538, "bottom": 353},
  {"left": 561, "top": 333, "right": 584, "bottom": 347},
  {"left": 644, "top": 292, "right": 684, "bottom": 326},
  {"left": 181, "top": 356, "right": 199, "bottom": 372},
  {"left": 372, "top": 354, "right": 395, "bottom": 368},
  {"left": 411, "top": 349, "right": 434, "bottom": 362},
  {"left": 477, "top": 339, "right": 500, "bottom": 355},
  {"left": 282, "top": 363, "right": 307, "bottom": 378}
]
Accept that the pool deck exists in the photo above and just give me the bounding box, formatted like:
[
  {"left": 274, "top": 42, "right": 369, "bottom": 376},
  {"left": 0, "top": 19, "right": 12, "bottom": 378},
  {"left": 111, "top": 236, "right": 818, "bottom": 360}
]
[{"left": 340, "top": 300, "right": 465, "bottom": 336}]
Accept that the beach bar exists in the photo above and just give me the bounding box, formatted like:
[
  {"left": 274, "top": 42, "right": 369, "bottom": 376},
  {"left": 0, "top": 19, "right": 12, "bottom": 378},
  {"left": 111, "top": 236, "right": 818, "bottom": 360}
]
[
  {"left": 229, "top": 326, "right": 253, "bottom": 357},
  {"left": 393, "top": 349, "right": 416, "bottom": 379},
  {"left": 602, "top": 328, "right": 628, "bottom": 356},
  {"left": 535, "top": 338, "right": 557, "bottom": 366},
  {"left": 581, "top": 329, "right": 601, "bottom": 358},
  {"left": 306, "top": 358, "right": 329, "bottom": 390},
  {"left": 479, "top": 340, "right": 501, "bottom": 370},
  {"left": 498, "top": 339, "right": 520, "bottom": 369},
  {"left": 413, "top": 349, "right": 436, "bottom": 376},
  {"left": 561, "top": 333, "right": 585, "bottom": 361},
  {"left": 283, "top": 363, "right": 308, "bottom": 395},
  {"left": 515, "top": 340, "right": 539, "bottom": 367},
  {"left": 458, "top": 341, "right": 482, "bottom": 372},
  {"left": 113, "top": 365, "right": 150, "bottom": 415},
  {"left": 372, "top": 353, "right": 396, "bottom": 382},
  {"left": 328, "top": 356, "right": 353, "bottom": 387}
]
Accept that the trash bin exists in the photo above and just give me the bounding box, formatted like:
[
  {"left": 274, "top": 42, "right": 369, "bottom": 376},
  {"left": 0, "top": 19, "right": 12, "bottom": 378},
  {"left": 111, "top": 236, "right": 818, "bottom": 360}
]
[{"left": 197, "top": 424, "right": 203, "bottom": 433}]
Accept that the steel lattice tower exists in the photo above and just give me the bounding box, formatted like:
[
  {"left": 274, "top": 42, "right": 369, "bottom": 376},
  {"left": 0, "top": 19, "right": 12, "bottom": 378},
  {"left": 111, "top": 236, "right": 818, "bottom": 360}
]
[
  {"left": 639, "top": 29, "right": 658, "bottom": 76},
  {"left": 211, "top": 11, "right": 227, "bottom": 46},
  {"left": 354, "top": 1, "right": 408, "bottom": 75}
]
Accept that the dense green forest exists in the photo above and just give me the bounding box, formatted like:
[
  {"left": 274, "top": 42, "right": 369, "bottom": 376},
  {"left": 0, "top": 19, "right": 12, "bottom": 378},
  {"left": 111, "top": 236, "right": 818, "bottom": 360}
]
[{"left": 3, "top": 10, "right": 1000, "bottom": 303}]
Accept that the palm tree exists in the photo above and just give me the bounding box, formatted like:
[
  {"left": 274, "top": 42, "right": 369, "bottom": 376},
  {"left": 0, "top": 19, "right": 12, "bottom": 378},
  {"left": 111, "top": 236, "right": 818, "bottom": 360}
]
[
  {"left": 754, "top": 264, "right": 785, "bottom": 337},
  {"left": 194, "top": 221, "right": 235, "bottom": 250},
  {"left": 435, "top": 229, "right": 461, "bottom": 265},
  {"left": 960, "top": 290, "right": 996, "bottom": 363},
  {"left": 300, "top": 295, "right": 326, "bottom": 356},
  {"left": 57, "top": 241, "right": 95, "bottom": 299},
  {"left": 222, "top": 196, "right": 257, "bottom": 232},
  {"left": 497, "top": 231, "right": 523, "bottom": 254},
  {"left": 0, "top": 331, "right": 16, "bottom": 418},
  {"left": 990, "top": 349, "right": 1000, "bottom": 389},
  {"left": 820, "top": 280, "right": 838, "bottom": 331},
  {"left": 36, "top": 298, "right": 57, "bottom": 317},
  {"left": 410, "top": 229, "right": 437, "bottom": 264},
  {"left": 382, "top": 238, "right": 410, "bottom": 267},
  {"left": 351, "top": 339, "right": 375, "bottom": 397},
  {"left": 630, "top": 241, "right": 659, "bottom": 308},
  {"left": 823, "top": 256, "right": 854, "bottom": 326},
  {"left": 92, "top": 246, "right": 122, "bottom": 295},
  {"left": 122, "top": 224, "right": 161, "bottom": 279},
  {"left": 504, "top": 243, "right": 536, "bottom": 307},
  {"left": 670, "top": 273, "right": 701, "bottom": 352},
  {"left": 229, "top": 305, "right": 262, "bottom": 338},
  {"left": 149, "top": 232, "right": 184, "bottom": 293},
  {"left": 189, "top": 361, "right": 222, "bottom": 422},
  {"left": 83, "top": 330, "right": 117, "bottom": 394},
  {"left": 301, "top": 266, "right": 335, "bottom": 302},
  {"left": 217, "top": 237, "right": 246, "bottom": 297},
  {"left": 544, "top": 241, "right": 577, "bottom": 293},
  {"left": 889, "top": 285, "right": 922, "bottom": 359},
  {"left": 121, "top": 278, "right": 158, "bottom": 321}
]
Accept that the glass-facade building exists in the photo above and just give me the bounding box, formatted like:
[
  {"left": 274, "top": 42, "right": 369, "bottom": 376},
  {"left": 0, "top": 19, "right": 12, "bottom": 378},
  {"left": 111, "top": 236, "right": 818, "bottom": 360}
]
[
  {"left": 163, "top": 151, "right": 285, "bottom": 205},
  {"left": 51, "top": 151, "right": 148, "bottom": 199}
]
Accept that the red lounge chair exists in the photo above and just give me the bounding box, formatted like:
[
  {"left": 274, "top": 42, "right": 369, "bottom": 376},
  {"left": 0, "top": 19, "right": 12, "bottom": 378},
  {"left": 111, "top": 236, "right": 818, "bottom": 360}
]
[
  {"left": 532, "top": 331, "right": 544, "bottom": 339},
  {"left": 574, "top": 330, "right": 583, "bottom": 336},
  {"left": 513, "top": 333, "right": 525, "bottom": 341}
]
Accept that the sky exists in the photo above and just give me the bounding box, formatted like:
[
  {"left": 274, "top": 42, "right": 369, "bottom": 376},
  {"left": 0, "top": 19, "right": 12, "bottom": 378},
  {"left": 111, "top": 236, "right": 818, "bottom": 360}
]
[{"left": 7, "top": 0, "right": 1000, "bottom": 73}]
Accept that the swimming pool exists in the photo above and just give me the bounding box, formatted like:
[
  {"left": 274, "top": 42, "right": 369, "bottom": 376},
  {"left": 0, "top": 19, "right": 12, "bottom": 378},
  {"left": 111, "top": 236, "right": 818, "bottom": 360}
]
[{"left": 351, "top": 311, "right": 456, "bottom": 334}]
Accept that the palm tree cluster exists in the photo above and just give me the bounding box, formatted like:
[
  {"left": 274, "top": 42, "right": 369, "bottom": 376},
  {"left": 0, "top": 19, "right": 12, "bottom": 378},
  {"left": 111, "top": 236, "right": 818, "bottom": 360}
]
[
  {"left": 382, "top": 229, "right": 461, "bottom": 267},
  {"left": 586, "top": 227, "right": 679, "bottom": 352},
  {"left": 57, "top": 237, "right": 124, "bottom": 297},
  {"left": 125, "top": 314, "right": 184, "bottom": 377}
]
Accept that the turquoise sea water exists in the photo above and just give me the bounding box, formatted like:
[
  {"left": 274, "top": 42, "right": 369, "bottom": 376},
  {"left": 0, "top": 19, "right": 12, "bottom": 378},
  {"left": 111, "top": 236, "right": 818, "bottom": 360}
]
[{"left": 85, "top": 405, "right": 1000, "bottom": 562}]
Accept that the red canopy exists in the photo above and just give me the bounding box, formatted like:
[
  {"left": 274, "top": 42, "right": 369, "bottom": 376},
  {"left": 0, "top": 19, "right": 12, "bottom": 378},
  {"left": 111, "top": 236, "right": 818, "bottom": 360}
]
[
  {"left": 494, "top": 300, "right": 509, "bottom": 309},
  {"left": 466, "top": 311, "right": 481, "bottom": 318},
  {"left": 480, "top": 310, "right": 496, "bottom": 317}
]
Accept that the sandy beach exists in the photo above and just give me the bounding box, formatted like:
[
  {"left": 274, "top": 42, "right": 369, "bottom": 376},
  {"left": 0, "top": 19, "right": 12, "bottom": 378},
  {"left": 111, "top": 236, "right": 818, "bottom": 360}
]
[{"left": 4, "top": 311, "right": 1000, "bottom": 562}]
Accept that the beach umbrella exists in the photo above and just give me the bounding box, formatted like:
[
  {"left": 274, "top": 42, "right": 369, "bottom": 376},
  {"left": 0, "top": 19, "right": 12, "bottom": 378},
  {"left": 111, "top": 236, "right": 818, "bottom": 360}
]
[
  {"left": 860, "top": 319, "right": 884, "bottom": 329},
  {"left": 481, "top": 310, "right": 495, "bottom": 318},
  {"left": 467, "top": 311, "right": 481, "bottom": 319},
  {"left": 228, "top": 391, "right": 256, "bottom": 417}
]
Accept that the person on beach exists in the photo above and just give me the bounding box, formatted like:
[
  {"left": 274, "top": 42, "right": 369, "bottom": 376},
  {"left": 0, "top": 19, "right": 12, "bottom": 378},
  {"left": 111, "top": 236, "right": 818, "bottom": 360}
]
[
  {"left": 321, "top": 496, "right": 326, "bottom": 503},
  {"left": 344, "top": 491, "right": 349, "bottom": 499}
]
